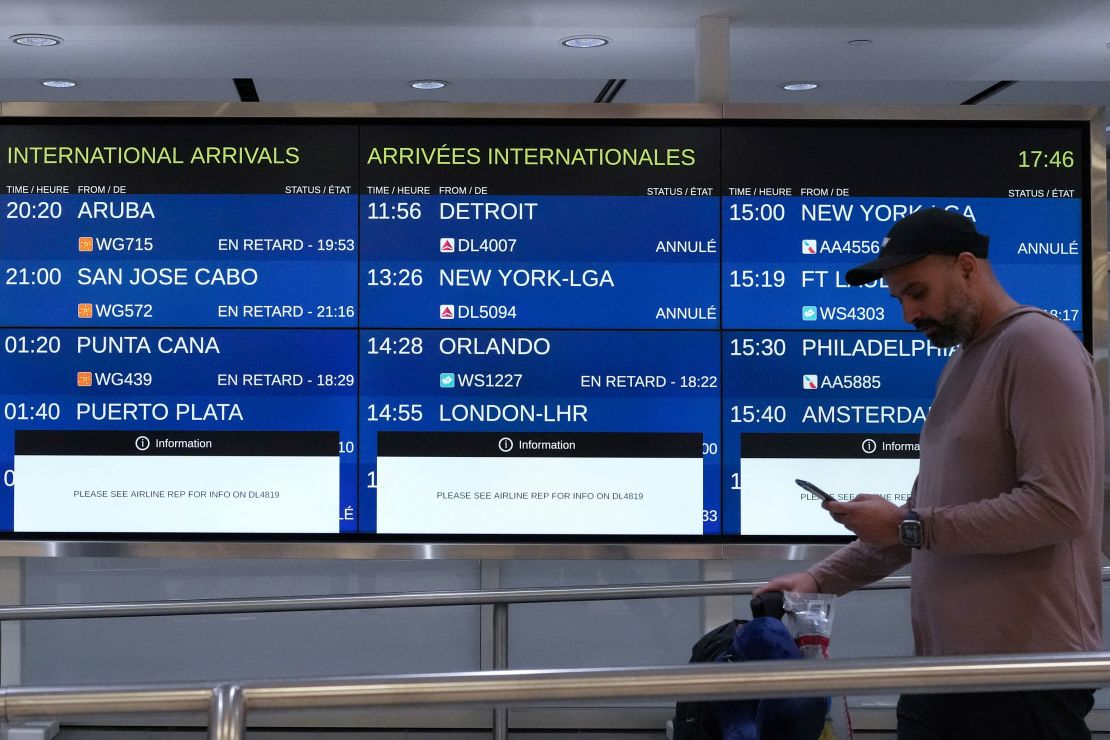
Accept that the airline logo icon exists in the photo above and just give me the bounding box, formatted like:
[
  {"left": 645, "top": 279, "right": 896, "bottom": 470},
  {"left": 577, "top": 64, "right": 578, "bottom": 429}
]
[
  {"left": 439, "top": 304, "right": 455, "bottom": 320},
  {"left": 76, "top": 371, "right": 93, "bottom": 387},
  {"left": 78, "top": 236, "right": 94, "bottom": 252},
  {"left": 440, "top": 237, "right": 455, "bottom": 253},
  {"left": 801, "top": 305, "right": 817, "bottom": 322},
  {"left": 802, "top": 239, "right": 817, "bottom": 254},
  {"left": 803, "top": 374, "right": 818, "bottom": 390},
  {"left": 440, "top": 372, "right": 456, "bottom": 388},
  {"left": 77, "top": 303, "right": 93, "bottom": 319}
]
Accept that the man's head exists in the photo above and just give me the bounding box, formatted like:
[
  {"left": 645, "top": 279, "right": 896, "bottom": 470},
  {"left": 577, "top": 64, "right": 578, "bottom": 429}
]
[
  {"left": 845, "top": 208, "right": 992, "bottom": 347},
  {"left": 844, "top": 208, "right": 989, "bottom": 286},
  {"left": 884, "top": 254, "right": 982, "bottom": 347}
]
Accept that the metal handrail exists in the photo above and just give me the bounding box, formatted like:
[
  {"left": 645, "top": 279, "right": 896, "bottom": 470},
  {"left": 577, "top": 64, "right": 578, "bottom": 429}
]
[
  {"left": 240, "top": 652, "right": 1110, "bottom": 707},
  {"left": 3, "top": 653, "right": 1110, "bottom": 738},
  {"left": 3, "top": 566, "right": 1105, "bottom": 622},
  {"left": 1, "top": 565, "right": 1107, "bottom": 740},
  {"left": 0, "top": 576, "right": 918, "bottom": 621},
  {"left": 0, "top": 569, "right": 915, "bottom": 740}
]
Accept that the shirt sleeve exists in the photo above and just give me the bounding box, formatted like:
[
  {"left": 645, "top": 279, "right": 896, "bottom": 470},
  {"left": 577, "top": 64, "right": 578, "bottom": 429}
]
[
  {"left": 806, "top": 480, "right": 917, "bottom": 594},
  {"left": 806, "top": 538, "right": 910, "bottom": 595}
]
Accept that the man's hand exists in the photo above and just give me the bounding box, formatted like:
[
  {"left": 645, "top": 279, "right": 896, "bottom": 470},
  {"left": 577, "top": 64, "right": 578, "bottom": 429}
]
[
  {"left": 754, "top": 571, "right": 818, "bottom": 595},
  {"left": 824, "top": 494, "right": 905, "bottom": 547}
]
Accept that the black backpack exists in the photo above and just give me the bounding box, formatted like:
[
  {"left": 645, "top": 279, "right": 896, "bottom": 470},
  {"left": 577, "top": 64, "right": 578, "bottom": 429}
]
[
  {"left": 672, "top": 594, "right": 786, "bottom": 740},
  {"left": 671, "top": 618, "right": 747, "bottom": 740}
]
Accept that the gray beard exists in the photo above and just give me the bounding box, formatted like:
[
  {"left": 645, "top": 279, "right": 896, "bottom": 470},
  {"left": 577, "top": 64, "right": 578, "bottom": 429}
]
[
  {"left": 915, "top": 288, "right": 980, "bottom": 348},
  {"left": 927, "top": 300, "right": 980, "bottom": 348}
]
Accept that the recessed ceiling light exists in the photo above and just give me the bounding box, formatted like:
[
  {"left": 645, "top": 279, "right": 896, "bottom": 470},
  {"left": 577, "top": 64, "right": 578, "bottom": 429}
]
[
  {"left": 561, "top": 35, "right": 610, "bottom": 49},
  {"left": 42, "top": 79, "right": 77, "bottom": 88},
  {"left": 782, "top": 82, "right": 819, "bottom": 91},
  {"left": 410, "top": 80, "right": 448, "bottom": 90},
  {"left": 11, "top": 34, "right": 63, "bottom": 47}
]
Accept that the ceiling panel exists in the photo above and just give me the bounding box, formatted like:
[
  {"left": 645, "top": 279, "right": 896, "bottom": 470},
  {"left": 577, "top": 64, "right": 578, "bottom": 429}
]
[
  {"left": 255, "top": 78, "right": 611, "bottom": 105},
  {"left": 0, "top": 0, "right": 1106, "bottom": 119},
  {"left": 0, "top": 78, "right": 238, "bottom": 102},
  {"left": 982, "top": 81, "right": 1110, "bottom": 108}
]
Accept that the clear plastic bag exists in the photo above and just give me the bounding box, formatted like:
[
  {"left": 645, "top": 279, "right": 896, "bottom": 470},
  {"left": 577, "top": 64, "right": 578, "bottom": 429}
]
[
  {"left": 783, "top": 592, "right": 836, "bottom": 659},
  {"left": 783, "top": 592, "right": 852, "bottom": 740}
]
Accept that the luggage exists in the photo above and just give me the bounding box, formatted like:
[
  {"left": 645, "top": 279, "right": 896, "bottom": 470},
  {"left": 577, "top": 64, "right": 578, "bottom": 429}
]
[
  {"left": 670, "top": 591, "right": 832, "bottom": 740},
  {"left": 671, "top": 618, "right": 747, "bottom": 740}
]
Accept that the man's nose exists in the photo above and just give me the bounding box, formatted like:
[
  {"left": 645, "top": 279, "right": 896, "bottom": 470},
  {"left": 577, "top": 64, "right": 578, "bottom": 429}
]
[{"left": 902, "top": 301, "right": 920, "bottom": 325}]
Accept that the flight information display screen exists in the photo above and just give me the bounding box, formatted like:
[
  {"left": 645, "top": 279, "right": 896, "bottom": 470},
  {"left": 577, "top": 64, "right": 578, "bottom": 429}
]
[{"left": 0, "top": 117, "right": 1091, "bottom": 540}]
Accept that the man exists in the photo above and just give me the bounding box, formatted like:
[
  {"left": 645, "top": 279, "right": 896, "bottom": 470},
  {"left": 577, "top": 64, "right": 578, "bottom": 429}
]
[{"left": 758, "top": 207, "right": 1103, "bottom": 739}]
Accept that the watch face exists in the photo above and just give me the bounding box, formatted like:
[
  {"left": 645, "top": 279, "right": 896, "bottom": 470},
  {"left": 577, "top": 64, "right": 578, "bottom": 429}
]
[{"left": 899, "top": 519, "right": 924, "bottom": 548}]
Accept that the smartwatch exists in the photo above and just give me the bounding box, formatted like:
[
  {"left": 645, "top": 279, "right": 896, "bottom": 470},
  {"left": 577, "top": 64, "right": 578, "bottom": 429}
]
[{"left": 899, "top": 509, "right": 924, "bottom": 549}]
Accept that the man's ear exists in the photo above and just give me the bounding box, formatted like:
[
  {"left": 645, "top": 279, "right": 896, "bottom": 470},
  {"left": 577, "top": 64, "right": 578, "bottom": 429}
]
[{"left": 955, "top": 252, "right": 977, "bottom": 280}]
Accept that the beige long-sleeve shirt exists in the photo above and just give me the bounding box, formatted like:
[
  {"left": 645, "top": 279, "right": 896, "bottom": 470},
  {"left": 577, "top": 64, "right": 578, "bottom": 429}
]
[{"left": 810, "top": 306, "right": 1103, "bottom": 656}]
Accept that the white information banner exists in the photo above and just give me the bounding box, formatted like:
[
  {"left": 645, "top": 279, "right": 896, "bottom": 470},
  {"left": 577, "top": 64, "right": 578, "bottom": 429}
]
[
  {"left": 14, "top": 431, "right": 339, "bottom": 533},
  {"left": 378, "top": 455, "right": 703, "bottom": 535},
  {"left": 16, "top": 455, "right": 338, "bottom": 533}
]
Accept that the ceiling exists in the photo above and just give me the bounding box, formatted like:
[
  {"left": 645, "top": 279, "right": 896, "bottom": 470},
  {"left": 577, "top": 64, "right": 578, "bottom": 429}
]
[{"left": 2, "top": 0, "right": 1110, "bottom": 121}]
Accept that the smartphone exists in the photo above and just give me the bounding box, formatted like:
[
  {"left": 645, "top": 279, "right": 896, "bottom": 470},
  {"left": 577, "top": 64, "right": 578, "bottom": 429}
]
[{"left": 795, "top": 478, "right": 835, "bottom": 503}]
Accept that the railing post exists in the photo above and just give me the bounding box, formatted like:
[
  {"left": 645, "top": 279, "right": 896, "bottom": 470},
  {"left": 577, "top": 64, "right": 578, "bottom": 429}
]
[
  {"left": 0, "top": 557, "right": 23, "bottom": 687},
  {"left": 492, "top": 601, "right": 508, "bottom": 740},
  {"left": 208, "top": 683, "right": 244, "bottom": 740}
]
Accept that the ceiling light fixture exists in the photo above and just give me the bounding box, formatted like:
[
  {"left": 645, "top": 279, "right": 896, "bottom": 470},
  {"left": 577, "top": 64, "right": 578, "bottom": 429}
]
[
  {"left": 410, "top": 80, "right": 448, "bottom": 90},
  {"left": 42, "top": 79, "right": 77, "bottom": 88},
  {"left": 11, "top": 34, "right": 63, "bottom": 47},
  {"left": 847, "top": 39, "right": 873, "bottom": 46},
  {"left": 782, "top": 82, "right": 819, "bottom": 91},
  {"left": 561, "top": 35, "right": 610, "bottom": 49}
]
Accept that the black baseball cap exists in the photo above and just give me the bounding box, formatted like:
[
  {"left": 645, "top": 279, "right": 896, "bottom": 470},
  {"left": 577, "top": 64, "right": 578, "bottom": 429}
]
[{"left": 844, "top": 208, "right": 990, "bottom": 286}]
